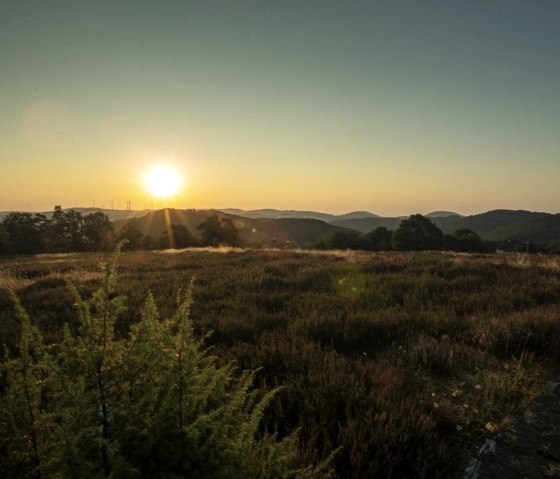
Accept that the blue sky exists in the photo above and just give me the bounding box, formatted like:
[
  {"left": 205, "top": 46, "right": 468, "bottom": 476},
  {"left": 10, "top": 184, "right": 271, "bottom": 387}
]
[{"left": 1, "top": 0, "right": 559, "bottom": 215}]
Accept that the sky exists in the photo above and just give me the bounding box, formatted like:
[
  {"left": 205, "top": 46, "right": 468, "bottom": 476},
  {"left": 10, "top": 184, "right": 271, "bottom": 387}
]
[{"left": 1, "top": 0, "right": 559, "bottom": 216}]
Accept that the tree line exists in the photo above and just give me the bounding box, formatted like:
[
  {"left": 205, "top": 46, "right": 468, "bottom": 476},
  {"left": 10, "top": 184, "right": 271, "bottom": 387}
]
[
  {"left": 117, "top": 215, "right": 240, "bottom": 251},
  {"left": 315, "top": 214, "right": 488, "bottom": 253},
  {"left": 0, "top": 208, "right": 240, "bottom": 255},
  {"left": 0, "top": 206, "right": 113, "bottom": 255},
  {"left": 0, "top": 208, "right": 542, "bottom": 256}
]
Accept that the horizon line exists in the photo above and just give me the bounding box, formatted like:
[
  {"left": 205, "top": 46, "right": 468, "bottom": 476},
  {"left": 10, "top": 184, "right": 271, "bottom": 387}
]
[{"left": 2, "top": 205, "right": 559, "bottom": 218}]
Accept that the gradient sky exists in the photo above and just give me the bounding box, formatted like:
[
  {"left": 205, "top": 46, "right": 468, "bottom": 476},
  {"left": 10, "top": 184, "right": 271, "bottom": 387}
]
[{"left": 1, "top": 0, "right": 559, "bottom": 216}]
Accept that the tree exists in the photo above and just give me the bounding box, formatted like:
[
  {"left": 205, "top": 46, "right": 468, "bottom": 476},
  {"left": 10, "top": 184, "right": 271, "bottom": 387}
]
[
  {"left": 219, "top": 217, "right": 240, "bottom": 246},
  {"left": 117, "top": 220, "right": 143, "bottom": 250},
  {"left": 315, "top": 230, "right": 373, "bottom": 251},
  {"left": 142, "top": 234, "right": 157, "bottom": 250},
  {"left": 0, "top": 246, "right": 336, "bottom": 478},
  {"left": 198, "top": 215, "right": 220, "bottom": 246},
  {"left": 444, "top": 228, "right": 485, "bottom": 253},
  {"left": 83, "top": 212, "right": 114, "bottom": 251},
  {"left": 44, "top": 206, "right": 86, "bottom": 252},
  {"left": 45, "top": 205, "right": 67, "bottom": 252},
  {"left": 392, "top": 214, "right": 444, "bottom": 251},
  {"left": 63, "top": 210, "right": 86, "bottom": 252},
  {"left": 1, "top": 212, "right": 47, "bottom": 254},
  {"left": 367, "top": 227, "right": 393, "bottom": 251},
  {"left": 0, "top": 224, "right": 10, "bottom": 254},
  {"left": 198, "top": 215, "right": 240, "bottom": 247},
  {"left": 159, "top": 224, "right": 198, "bottom": 249}
]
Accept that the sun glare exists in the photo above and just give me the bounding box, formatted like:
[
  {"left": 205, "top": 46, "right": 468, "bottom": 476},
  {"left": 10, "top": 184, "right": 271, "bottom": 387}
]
[{"left": 144, "top": 165, "right": 181, "bottom": 198}]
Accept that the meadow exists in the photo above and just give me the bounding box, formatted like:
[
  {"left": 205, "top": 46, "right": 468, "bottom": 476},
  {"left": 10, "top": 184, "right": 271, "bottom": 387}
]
[{"left": 1, "top": 248, "right": 560, "bottom": 478}]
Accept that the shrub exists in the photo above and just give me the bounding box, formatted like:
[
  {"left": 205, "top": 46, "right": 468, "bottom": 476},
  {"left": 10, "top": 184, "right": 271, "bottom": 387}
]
[{"left": 0, "top": 246, "right": 334, "bottom": 479}]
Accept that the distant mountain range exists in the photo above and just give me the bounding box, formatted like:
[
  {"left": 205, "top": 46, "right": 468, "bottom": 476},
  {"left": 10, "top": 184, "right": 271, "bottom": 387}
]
[
  {"left": 330, "top": 209, "right": 560, "bottom": 243},
  {"left": 113, "top": 209, "right": 351, "bottom": 248},
  {"left": 2, "top": 207, "right": 559, "bottom": 246},
  {"left": 218, "top": 208, "right": 381, "bottom": 222},
  {"left": 425, "top": 211, "right": 463, "bottom": 218},
  {"left": 114, "top": 208, "right": 558, "bottom": 246}
]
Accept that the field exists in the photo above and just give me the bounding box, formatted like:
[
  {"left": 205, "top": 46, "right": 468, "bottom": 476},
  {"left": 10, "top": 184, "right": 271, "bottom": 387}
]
[{"left": 2, "top": 249, "right": 560, "bottom": 478}]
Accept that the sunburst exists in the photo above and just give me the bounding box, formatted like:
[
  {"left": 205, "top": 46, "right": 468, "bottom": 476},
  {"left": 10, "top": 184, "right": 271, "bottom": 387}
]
[{"left": 143, "top": 165, "right": 181, "bottom": 198}]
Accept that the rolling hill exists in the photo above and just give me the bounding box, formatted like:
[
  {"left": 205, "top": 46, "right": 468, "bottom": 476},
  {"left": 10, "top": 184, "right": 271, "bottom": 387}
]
[
  {"left": 432, "top": 210, "right": 552, "bottom": 235},
  {"left": 483, "top": 213, "right": 560, "bottom": 243},
  {"left": 330, "top": 209, "right": 560, "bottom": 243},
  {"left": 330, "top": 217, "right": 403, "bottom": 232},
  {"left": 219, "top": 208, "right": 335, "bottom": 221},
  {"left": 218, "top": 208, "right": 380, "bottom": 222},
  {"left": 113, "top": 208, "right": 352, "bottom": 248},
  {"left": 426, "top": 211, "right": 463, "bottom": 218},
  {"left": 3, "top": 206, "right": 558, "bottom": 247}
]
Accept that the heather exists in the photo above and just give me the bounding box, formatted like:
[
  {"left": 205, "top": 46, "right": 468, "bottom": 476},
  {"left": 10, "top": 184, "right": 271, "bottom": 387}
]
[{"left": 1, "top": 249, "right": 559, "bottom": 478}]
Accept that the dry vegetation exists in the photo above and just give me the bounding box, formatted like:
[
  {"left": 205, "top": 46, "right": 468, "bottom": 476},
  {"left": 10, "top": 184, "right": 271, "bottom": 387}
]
[{"left": 1, "top": 249, "right": 559, "bottom": 478}]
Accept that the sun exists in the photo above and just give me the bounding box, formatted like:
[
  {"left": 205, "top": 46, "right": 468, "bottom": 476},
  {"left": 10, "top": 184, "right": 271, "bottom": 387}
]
[{"left": 143, "top": 165, "right": 181, "bottom": 198}]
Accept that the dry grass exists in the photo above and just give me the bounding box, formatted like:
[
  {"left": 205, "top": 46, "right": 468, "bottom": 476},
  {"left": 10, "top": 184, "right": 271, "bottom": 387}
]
[
  {"left": 1, "top": 248, "right": 559, "bottom": 478},
  {"left": 0, "top": 268, "right": 34, "bottom": 290},
  {"left": 156, "top": 245, "right": 248, "bottom": 254}
]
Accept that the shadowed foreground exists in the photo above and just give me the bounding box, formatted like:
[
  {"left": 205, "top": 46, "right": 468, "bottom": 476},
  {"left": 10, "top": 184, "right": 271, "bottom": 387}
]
[
  {"left": 1, "top": 249, "right": 560, "bottom": 478},
  {"left": 473, "top": 379, "right": 560, "bottom": 479}
]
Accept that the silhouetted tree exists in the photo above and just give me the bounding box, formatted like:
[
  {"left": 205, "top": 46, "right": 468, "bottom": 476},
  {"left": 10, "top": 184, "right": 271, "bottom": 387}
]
[
  {"left": 162, "top": 224, "right": 198, "bottom": 249},
  {"left": 198, "top": 215, "right": 240, "bottom": 246},
  {"left": 315, "top": 230, "right": 373, "bottom": 251},
  {"left": 367, "top": 226, "right": 393, "bottom": 251},
  {"left": 219, "top": 217, "right": 240, "bottom": 246},
  {"left": 83, "top": 212, "right": 114, "bottom": 251},
  {"left": 0, "top": 224, "right": 10, "bottom": 254},
  {"left": 444, "top": 228, "right": 485, "bottom": 253},
  {"left": 45, "top": 206, "right": 85, "bottom": 252},
  {"left": 392, "top": 214, "right": 444, "bottom": 251},
  {"left": 64, "top": 210, "right": 86, "bottom": 251},
  {"left": 142, "top": 234, "right": 157, "bottom": 250},
  {"left": 198, "top": 215, "right": 220, "bottom": 245},
  {"left": 1, "top": 212, "right": 47, "bottom": 254},
  {"left": 117, "top": 220, "right": 143, "bottom": 250},
  {"left": 46, "top": 205, "right": 68, "bottom": 252}
]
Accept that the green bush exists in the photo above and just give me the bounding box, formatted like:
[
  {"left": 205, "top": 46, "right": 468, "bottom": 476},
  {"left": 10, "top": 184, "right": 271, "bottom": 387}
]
[{"left": 0, "top": 246, "right": 334, "bottom": 479}]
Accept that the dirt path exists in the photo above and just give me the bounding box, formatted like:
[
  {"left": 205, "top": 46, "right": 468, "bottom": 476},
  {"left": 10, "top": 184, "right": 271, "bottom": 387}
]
[{"left": 466, "top": 379, "right": 560, "bottom": 478}]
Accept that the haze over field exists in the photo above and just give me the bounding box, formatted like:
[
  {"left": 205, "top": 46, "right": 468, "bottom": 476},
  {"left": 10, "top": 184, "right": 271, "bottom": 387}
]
[{"left": 1, "top": 1, "right": 559, "bottom": 215}]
